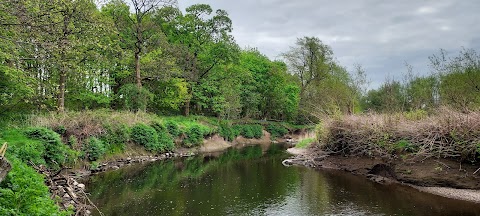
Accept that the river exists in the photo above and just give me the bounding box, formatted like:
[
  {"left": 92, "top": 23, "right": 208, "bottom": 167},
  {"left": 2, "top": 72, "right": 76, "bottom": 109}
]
[{"left": 87, "top": 143, "right": 480, "bottom": 216}]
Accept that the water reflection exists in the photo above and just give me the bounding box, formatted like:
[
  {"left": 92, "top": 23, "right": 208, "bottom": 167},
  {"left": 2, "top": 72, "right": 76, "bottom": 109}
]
[{"left": 87, "top": 144, "right": 480, "bottom": 216}]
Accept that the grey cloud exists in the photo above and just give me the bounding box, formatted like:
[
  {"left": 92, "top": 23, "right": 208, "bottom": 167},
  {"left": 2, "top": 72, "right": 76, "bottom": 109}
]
[{"left": 178, "top": 0, "right": 480, "bottom": 89}]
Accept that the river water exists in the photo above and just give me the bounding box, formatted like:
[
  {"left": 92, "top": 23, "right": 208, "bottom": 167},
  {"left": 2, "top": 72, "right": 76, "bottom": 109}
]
[{"left": 87, "top": 143, "right": 480, "bottom": 216}]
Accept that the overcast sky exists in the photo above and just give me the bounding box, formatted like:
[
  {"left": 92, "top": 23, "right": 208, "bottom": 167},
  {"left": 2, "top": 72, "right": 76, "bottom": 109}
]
[{"left": 178, "top": 0, "right": 480, "bottom": 89}]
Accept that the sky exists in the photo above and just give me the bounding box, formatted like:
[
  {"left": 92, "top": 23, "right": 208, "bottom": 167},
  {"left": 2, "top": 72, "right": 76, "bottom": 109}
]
[{"left": 177, "top": 0, "right": 480, "bottom": 89}]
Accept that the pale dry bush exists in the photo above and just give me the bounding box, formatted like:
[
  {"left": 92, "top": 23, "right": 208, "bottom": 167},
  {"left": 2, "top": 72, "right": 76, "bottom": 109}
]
[
  {"left": 30, "top": 110, "right": 157, "bottom": 145},
  {"left": 320, "top": 108, "right": 480, "bottom": 161}
]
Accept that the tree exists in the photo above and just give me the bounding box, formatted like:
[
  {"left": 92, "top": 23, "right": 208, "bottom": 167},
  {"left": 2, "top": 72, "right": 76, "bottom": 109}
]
[
  {"left": 159, "top": 4, "right": 239, "bottom": 115},
  {"left": 430, "top": 48, "right": 480, "bottom": 111},
  {"left": 130, "top": 0, "right": 176, "bottom": 88},
  {"left": 1, "top": 0, "right": 104, "bottom": 112},
  {"left": 282, "top": 37, "right": 334, "bottom": 94}
]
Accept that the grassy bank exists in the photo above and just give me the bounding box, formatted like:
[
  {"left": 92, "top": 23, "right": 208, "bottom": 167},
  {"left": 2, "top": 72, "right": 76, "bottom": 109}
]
[
  {"left": 316, "top": 108, "right": 480, "bottom": 162},
  {"left": 0, "top": 110, "right": 309, "bottom": 215}
]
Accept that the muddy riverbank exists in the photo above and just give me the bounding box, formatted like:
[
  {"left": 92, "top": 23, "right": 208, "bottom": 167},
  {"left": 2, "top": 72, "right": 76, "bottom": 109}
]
[{"left": 285, "top": 147, "right": 480, "bottom": 203}]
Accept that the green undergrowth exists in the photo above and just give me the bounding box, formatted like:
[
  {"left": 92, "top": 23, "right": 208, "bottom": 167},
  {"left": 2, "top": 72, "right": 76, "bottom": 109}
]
[
  {"left": 0, "top": 128, "right": 73, "bottom": 215},
  {"left": 296, "top": 137, "right": 316, "bottom": 149}
]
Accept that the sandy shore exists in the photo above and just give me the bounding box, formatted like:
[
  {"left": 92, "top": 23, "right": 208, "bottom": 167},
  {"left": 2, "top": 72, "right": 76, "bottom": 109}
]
[{"left": 413, "top": 186, "right": 480, "bottom": 203}]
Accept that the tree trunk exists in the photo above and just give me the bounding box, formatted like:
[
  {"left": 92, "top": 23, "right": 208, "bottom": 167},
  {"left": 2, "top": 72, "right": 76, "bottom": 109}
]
[
  {"left": 135, "top": 51, "right": 142, "bottom": 88},
  {"left": 57, "top": 69, "right": 66, "bottom": 112},
  {"left": 183, "top": 99, "right": 190, "bottom": 116}
]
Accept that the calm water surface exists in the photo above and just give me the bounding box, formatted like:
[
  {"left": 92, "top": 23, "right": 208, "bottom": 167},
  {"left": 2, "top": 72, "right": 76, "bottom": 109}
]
[{"left": 87, "top": 144, "right": 480, "bottom": 216}]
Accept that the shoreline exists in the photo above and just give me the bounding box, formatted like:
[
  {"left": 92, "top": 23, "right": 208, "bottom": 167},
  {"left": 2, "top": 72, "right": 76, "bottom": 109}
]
[
  {"left": 61, "top": 134, "right": 298, "bottom": 215},
  {"left": 285, "top": 147, "right": 480, "bottom": 204}
]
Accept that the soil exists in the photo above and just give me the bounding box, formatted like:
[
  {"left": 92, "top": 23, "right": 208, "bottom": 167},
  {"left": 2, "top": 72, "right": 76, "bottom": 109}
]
[{"left": 287, "top": 147, "right": 480, "bottom": 203}]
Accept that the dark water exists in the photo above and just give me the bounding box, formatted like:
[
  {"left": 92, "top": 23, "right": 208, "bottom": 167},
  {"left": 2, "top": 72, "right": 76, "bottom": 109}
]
[{"left": 87, "top": 144, "right": 480, "bottom": 216}]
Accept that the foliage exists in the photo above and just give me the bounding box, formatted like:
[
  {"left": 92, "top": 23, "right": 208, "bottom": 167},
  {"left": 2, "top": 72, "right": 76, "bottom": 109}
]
[
  {"left": 296, "top": 138, "right": 316, "bottom": 149},
  {"left": 85, "top": 137, "right": 106, "bottom": 161},
  {"left": 0, "top": 158, "right": 70, "bottom": 216},
  {"left": 165, "top": 121, "right": 181, "bottom": 138},
  {"left": 266, "top": 123, "right": 289, "bottom": 139},
  {"left": 101, "top": 124, "right": 130, "bottom": 154},
  {"left": 118, "top": 84, "right": 154, "bottom": 112},
  {"left": 219, "top": 122, "right": 241, "bottom": 141},
  {"left": 131, "top": 124, "right": 161, "bottom": 152},
  {"left": 158, "top": 130, "right": 175, "bottom": 151},
  {"left": 0, "top": 130, "right": 46, "bottom": 166},
  {"left": 183, "top": 125, "right": 204, "bottom": 147},
  {"left": 24, "top": 127, "right": 74, "bottom": 169}
]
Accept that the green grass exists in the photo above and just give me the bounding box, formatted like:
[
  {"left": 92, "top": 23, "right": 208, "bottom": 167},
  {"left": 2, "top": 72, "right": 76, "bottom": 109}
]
[{"left": 296, "top": 137, "right": 316, "bottom": 149}]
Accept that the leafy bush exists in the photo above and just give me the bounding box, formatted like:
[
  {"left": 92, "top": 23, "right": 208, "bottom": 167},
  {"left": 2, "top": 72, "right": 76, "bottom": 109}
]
[
  {"left": 183, "top": 125, "right": 203, "bottom": 147},
  {"left": 101, "top": 124, "right": 129, "bottom": 153},
  {"left": 395, "top": 140, "right": 418, "bottom": 153},
  {"left": 85, "top": 137, "right": 106, "bottom": 161},
  {"left": 0, "top": 130, "right": 46, "bottom": 166},
  {"left": 158, "top": 130, "right": 175, "bottom": 151},
  {"left": 266, "top": 123, "right": 288, "bottom": 139},
  {"left": 131, "top": 124, "right": 161, "bottom": 152},
  {"left": 219, "top": 123, "right": 241, "bottom": 141},
  {"left": 165, "top": 121, "right": 181, "bottom": 138},
  {"left": 0, "top": 158, "right": 70, "bottom": 216},
  {"left": 24, "top": 127, "right": 73, "bottom": 168},
  {"left": 151, "top": 121, "right": 166, "bottom": 133},
  {"left": 117, "top": 84, "right": 154, "bottom": 112}
]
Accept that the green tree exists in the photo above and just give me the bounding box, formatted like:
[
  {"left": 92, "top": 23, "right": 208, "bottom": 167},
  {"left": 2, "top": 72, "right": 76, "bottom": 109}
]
[{"left": 159, "top": 4, "right": 240, "bottom": 115}]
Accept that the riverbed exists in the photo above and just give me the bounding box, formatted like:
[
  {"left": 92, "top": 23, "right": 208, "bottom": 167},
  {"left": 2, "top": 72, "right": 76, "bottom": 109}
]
[{"left": 87, "top": 143, "right": 480, "bottom": 216}]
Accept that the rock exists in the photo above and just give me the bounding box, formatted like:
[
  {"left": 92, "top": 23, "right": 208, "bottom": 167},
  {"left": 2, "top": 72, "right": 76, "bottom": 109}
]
[
  {"left": 112, "top": 166, "right": 119, "bottom": 170},
  {"left": 86, "top": 210, "right": 91, "bottom": 215},
  {"left": 63, "top": 193, "right": 70, "bottom": 199},
  {"left": 126, "top": 157, "right": 132, "bottom": 161},
  {"left": 73, "top": 181, "right": 79, "bottom": 186},
  {"left": 77, "top": 184, "right": 85, "bottom": 189}
]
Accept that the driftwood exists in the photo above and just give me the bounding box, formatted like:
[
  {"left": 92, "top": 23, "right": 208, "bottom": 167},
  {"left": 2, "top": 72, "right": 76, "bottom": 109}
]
[{"left": 29, "top": 162, "right": 101, "bottom": 216}]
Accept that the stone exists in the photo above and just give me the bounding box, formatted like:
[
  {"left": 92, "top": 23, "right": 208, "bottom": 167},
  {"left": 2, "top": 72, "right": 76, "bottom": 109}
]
[
  {"left": 63, "top": 193, "right": 70, "bottom": 199},
  {"left": 112, "top": 166, "right": 119, "bottom": 170},
  {"left": 77, "top": 184, "right": 85, "bottom": 189}
]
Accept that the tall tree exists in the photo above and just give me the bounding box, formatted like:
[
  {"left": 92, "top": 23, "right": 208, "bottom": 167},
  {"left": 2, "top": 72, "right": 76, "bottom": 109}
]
[
  {"left": 282, "top": 37, "right": 334, "bottom": 94},
  {"left": 159, "top": 4, "right": 239, "bottom": 115},
  {"left": 130, "top": 0, "right": 176, "bottom": 88}
]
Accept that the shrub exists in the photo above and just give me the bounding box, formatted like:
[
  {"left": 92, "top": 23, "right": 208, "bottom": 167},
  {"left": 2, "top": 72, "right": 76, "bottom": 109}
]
[
  {"left": 183, "top": 125, "right": 203, "bottom": 147},
  {"left": 85, "top": 137, "right": 106, "bottom": 161},
  {"left": 151, "top": 121, "right": 166, "bottom": 133},
  {"left": 266, "top": 123, "right": 288, "bottom": 139},
  {"left": 117, "top": 84, "right": 154, "bottom": 112},
  {"left": 101, "top": 124, "right": 129, "bottom": 153},
  {"left": 165, "top": 121, "right": 181, "bottom": 138},
  {"left": 24, "top": 127, "right": 73, "bottom": 168},
  {"left": 158, "top": 130, "right": 175, "bottom": 151},
  {"left": 395, "top": 140, "right": 418, "bottom": 153},
  {"left": 131, "top": 124, "right": 161, "bottom": 152},
  {"left": 0, "top": 129, "right": 46, "bottom": 166},
  {"left": 0, "top": 158, "right": 70, "bottom": 215},
  {"left": 219, "top": 123, "right": 241, "bottom": 141}
]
